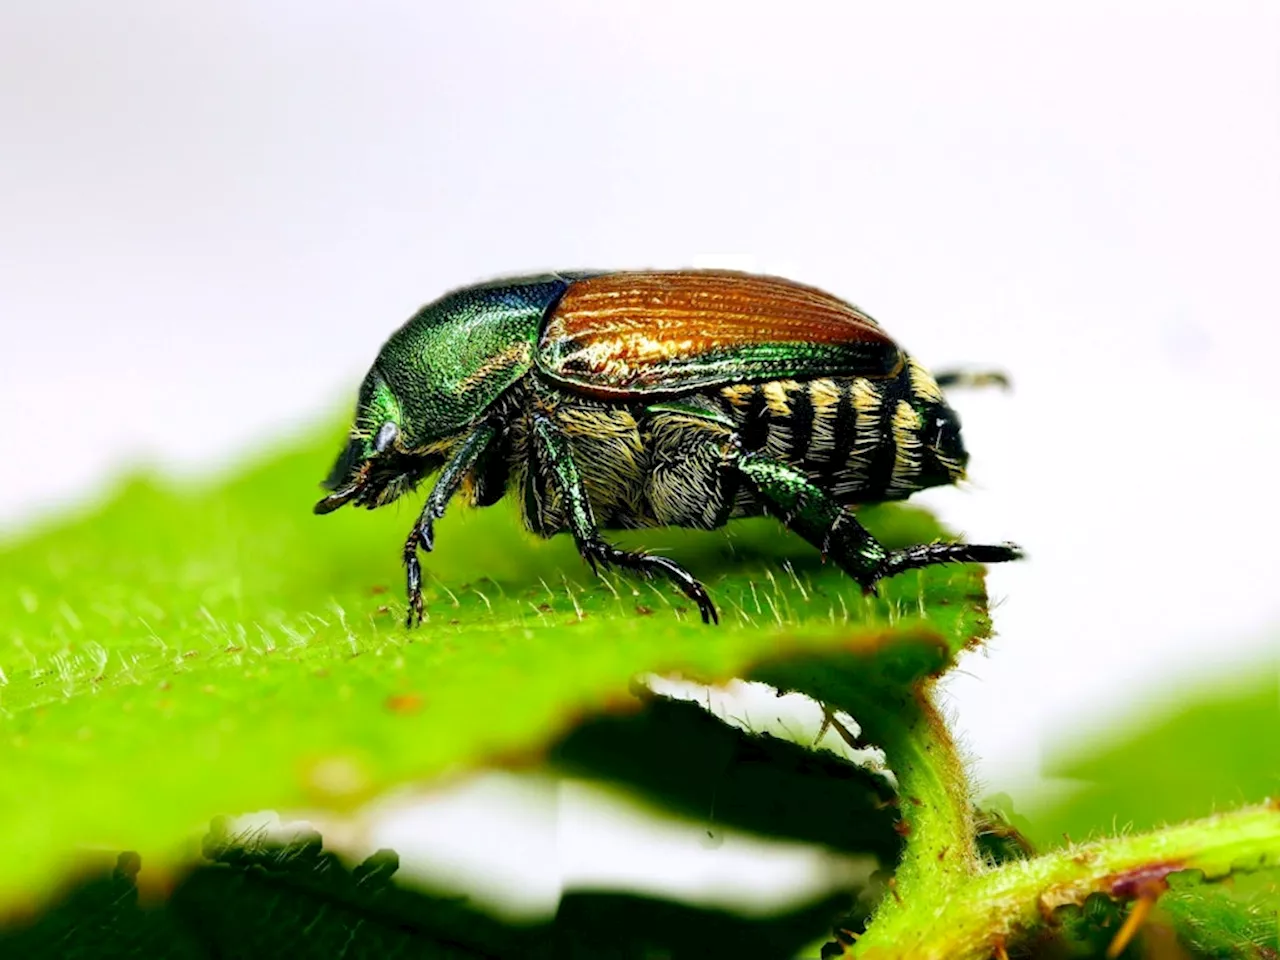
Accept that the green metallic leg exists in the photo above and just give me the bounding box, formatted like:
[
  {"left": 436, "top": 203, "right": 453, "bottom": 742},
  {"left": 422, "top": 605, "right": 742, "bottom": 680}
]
[
  {"left": 531, "top": 414, "right": 719, "bottom": 625},
  {"left": 734, "top": 451, "right": 1021, "bottom": 592},
  {"left": 403, "top": 423, "right": 498, "bottom": 627}
]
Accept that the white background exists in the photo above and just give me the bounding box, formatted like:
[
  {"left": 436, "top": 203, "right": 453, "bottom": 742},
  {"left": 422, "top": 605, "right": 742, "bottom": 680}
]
[{"left": 3, "top": 1, "right": 1278, "bottom": 917}]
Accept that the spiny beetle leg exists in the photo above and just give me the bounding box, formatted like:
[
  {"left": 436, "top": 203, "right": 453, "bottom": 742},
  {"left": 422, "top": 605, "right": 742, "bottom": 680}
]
[
  {"left": 735, "top": 452, "right": 887, "bottom": 586},
  {"left": 415, "top": 422, "right": 500, "bottom": 554},
  {"left": 581, "top": 540, "right": 719, "bottom": 625},
  {"left": 400, "top": 424, "right": 499, "bottom": 628},
  {"left": 402, "top": 532, "right": 426, "bottom": 628},
  {"left": 881, "top": 541, "right": 1024, "bottom": 579},
  {"left": 531, "top": 411, "right": 719, "bottom": 625},
  {"left": 734, "top": 450, "right": 1023, "bottom": 592}
]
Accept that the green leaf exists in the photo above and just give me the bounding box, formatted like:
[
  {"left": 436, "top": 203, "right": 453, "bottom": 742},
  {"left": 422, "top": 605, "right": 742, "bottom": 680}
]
[
  {"left": 1026, "top": 666, "right": 1280, "bottom": 847},
  {"left": 1159, "top": 868, "right": 1279, "bottom": 959},
  {"left": 0, "top": 425, "right": 998, "bottom": 914}
]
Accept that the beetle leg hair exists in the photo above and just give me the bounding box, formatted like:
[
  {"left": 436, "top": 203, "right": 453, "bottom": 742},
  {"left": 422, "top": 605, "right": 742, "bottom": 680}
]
[
  {"left": 402, "top": 423, "right": 499, "bottom": 627},
  {"left": 531, "top": 413, "right": 719, "bottom": 625},
  {"left": 932, "top": 369, "right": 1011, "bottom": 391},
  {"left": 732, "top": 451, "right": 1021, "bottom": 592}
]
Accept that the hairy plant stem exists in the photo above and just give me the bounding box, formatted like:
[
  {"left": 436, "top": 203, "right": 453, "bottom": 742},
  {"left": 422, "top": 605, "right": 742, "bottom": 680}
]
[
  {"left": 846, "top": 685, "right": 1280, "bottom": 960},
  {"left": 857, "top": 803, "right": 1280, "bottom": 959},
  {"left": 852, "top": 681, "right": 978, "bottom": 906}
]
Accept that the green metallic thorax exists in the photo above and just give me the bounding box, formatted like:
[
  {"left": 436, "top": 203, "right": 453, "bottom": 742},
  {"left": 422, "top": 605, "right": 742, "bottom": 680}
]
[{"left": 371, "top": 274, "right": 578, "bottom": 449}]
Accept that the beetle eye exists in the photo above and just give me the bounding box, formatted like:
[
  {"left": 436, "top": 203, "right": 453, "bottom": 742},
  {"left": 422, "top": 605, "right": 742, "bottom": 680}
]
[{"left": 373, "top": 421, "right": 399, "bottom": 454}]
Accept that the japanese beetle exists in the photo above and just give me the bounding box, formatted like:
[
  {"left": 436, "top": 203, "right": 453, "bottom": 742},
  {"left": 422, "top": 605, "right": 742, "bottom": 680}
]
[{"left": 316, "top": 271, "right": 1022, "bottom": 626}]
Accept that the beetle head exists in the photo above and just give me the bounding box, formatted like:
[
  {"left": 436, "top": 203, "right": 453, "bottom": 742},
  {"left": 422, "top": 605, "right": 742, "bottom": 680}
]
[
  {"left": 314, "top": 367, "right": 441, "bottom": 514},
  {"left": 920, "top": 401, "right": 969, "bottom": 487},
  {"left": 314, "top": 277, "right": 569, "bottom": 515}
]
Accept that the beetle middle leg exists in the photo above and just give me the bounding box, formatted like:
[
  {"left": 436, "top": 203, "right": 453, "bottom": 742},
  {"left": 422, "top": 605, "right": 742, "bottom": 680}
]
[
  {"left": 732, "top": 451, "right": 1022, "bottom": 593},
  {"left": 531, "top": 414, "right": 719, "bottom": 625},
  {"left": 402, "top": 423, "right": 498, "bottom": 627}
]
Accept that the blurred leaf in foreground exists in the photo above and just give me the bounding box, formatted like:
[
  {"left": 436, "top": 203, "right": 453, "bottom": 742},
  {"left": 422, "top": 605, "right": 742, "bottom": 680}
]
[
  {"left": 0, "top": 825, "right": 852, "bottom": 959},
  {"left": 0, "top": 425, "right": 997, "bottom": 914}
]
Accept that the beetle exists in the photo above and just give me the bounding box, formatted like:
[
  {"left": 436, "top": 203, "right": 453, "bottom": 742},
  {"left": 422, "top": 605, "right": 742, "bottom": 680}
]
[{"left": 315, "top": 270, "right": 1022, "bottom": 626}]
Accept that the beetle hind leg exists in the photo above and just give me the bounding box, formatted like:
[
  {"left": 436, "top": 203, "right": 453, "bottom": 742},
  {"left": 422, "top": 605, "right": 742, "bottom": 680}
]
[
  {"left": 880, "top": 541, "right": 1023, "bottom": 578},
  {"left": 733, "top": 450, "right": 1022, "bottom": 592}
]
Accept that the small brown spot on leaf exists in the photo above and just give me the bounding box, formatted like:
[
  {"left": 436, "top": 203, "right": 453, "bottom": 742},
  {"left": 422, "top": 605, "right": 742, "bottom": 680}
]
[
  {"left": 893, "top": 819, "right": 912, "bottom": 836},
  {"left": 376, "top": 605, "right": 391, "bottom": 615},
  {"left": 635, "top": 605, "right": 653, "bottom": 616},
  {"left": 538, "top": 603, "right": 553, "bottom": 612},
  {"left": 370, "top": 584, "right": 388, "bottom": 595},
  {"left": 385, "top": 693, "right": 423, "bottom": 715}
]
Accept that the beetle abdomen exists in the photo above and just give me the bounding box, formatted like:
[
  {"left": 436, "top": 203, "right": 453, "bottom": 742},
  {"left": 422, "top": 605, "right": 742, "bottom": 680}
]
[
  {"left": 505, "top": 355, "right": 964, "bottom": 538},
  {"left": 716, "top": 356, "right": 964, "bottom": 505}
]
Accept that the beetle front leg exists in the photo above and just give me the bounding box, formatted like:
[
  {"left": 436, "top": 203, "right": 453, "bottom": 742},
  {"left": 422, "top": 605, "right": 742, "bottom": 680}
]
[
  {"left": 402, "top": 423, "right": 498, "bottom": 627},
  {"left": 531, "top": 414, "right": 719, "bottom": 625},
  {"left": 733, "top": 451, "right": 1021, "bottom": 592}
]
